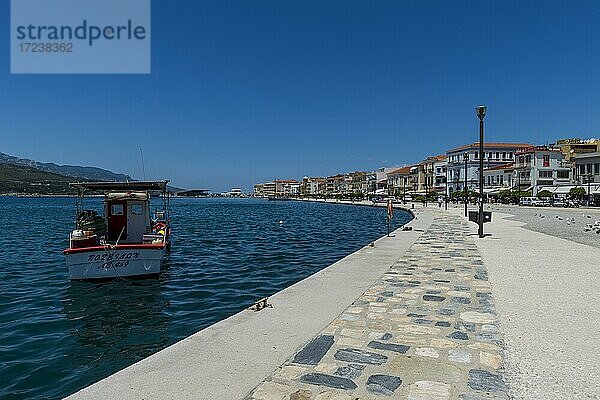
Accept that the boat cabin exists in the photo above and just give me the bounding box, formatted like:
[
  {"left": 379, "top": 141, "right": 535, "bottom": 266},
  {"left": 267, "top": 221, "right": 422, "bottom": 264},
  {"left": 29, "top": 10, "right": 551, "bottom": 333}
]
[
  {"left": 69, "top": 181, "right": 170, "bottom": 248},
  {"left": 105, "top": 192, "right": 151, "bottom": 243}
]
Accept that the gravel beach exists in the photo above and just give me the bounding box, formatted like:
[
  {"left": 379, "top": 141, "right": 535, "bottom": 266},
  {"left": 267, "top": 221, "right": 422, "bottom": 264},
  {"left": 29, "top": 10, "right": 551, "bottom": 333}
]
[
  {"left": 486, "top": 204, "right": 600, "bottom": 249},
  {"left": 468, "top": 206, "right": 600, "bottom": 400}
]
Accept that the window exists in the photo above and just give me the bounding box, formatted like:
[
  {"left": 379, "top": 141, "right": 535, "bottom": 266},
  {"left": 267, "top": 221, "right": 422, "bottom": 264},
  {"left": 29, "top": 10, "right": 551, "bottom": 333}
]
[
  {"left": 557, "top": 170, "right": 570, "bottom": 179},
  {"left": 111, "top": 204, "right": 124, "bottom": 216},
  {"left": 509, "top": 152, "right": 513, "bottom": 159},
  {"left": 539, "top": 170, "right": 553, "bottom": 178},
  {"left": 579, "top": 165, "right": 585, "bottom": 174},
  {"left": 131, "top": 204, "right": 143, "bottom": 215},
  {"left": 543, "top": 155, "right": 550, "bottom": 167},
  {"left": 587, "top": 164, "right": 592, "bottom": 174},
  {"left": 475, "top": 152, "right": 479, "bottom": 159},
  {"left": 518, "top": 156, "right": 525, "bottom": 165},
  {"left": 595, "top": 163, "right": 600, "bottom": 174},
  {"left": 503, "top": 152, "right": 507, "bottom": 159},
  {"left": 496, "top": 152, "right": 500, "bottom": 159}
]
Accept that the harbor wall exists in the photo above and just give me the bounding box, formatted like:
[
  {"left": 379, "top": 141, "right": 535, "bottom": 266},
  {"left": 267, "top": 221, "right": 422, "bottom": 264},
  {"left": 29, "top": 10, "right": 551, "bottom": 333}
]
[{"left": 66, "top": 205, "right": 429, "bottom": 400}]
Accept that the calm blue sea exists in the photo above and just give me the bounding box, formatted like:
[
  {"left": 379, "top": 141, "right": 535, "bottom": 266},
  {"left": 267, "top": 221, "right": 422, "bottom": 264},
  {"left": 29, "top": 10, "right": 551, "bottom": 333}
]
[{"left": 0, "top": 197, "right": 411, "bottom": 399}]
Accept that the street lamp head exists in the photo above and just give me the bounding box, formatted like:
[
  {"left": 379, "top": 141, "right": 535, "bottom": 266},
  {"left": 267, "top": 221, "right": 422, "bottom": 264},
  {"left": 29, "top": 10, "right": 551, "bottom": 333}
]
[
  {"left": 464, "top": 152, "right": 469, "bottom": 161},
  {"left": 476, "top": 105, "right": 487, "bottom": 120}
]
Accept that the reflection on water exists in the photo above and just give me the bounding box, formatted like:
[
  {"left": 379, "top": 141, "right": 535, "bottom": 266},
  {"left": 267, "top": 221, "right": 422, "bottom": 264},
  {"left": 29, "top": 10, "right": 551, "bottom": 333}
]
[
  {"left": 0, "top": 197, "right": 411, "bottom": 399},
  {"left": 63, "top": 278, "right": 171, "bottom": 373}
]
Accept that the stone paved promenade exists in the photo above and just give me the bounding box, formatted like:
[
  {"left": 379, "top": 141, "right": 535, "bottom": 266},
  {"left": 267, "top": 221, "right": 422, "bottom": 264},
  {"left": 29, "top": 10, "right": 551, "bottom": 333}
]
[{"left": 246, "top": 211, "right": 508, "bottom": 400}]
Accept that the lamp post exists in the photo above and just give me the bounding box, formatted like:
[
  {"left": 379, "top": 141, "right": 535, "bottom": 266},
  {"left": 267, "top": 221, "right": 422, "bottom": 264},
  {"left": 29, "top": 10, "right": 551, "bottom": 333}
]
[
  {"left": 424, "top": 166, "right": 428, "bottom": 207},
  {"left": 586, "top": 174, "right": 592, "bottom": 206},
  {"left": 464, "top": 152, "right": 469, "bottom": 216},
  {"left": 476, "top": 105, "right": 487, "bottom": 238},
  {"left": 444, "top": 166, "right": 448, "bottom": 210}
]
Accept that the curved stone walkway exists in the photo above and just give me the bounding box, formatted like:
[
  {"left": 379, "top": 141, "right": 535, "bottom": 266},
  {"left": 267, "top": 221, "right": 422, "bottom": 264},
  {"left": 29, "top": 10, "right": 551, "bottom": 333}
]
[{"left": 245, "top": 212, "right": 508, "bottom": 400}]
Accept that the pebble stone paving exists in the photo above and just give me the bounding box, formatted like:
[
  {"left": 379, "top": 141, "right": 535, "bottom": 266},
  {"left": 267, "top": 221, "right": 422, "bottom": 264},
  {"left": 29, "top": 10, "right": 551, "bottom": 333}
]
[{"left": 245, "top": 212, "right": 508, "bottom": 400}]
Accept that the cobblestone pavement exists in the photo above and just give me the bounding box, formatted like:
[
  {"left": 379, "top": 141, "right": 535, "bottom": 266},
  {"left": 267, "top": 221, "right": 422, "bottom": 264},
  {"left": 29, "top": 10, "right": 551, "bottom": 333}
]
[{"left": 245, "top": 212, "right": 508, "bottom": 400}]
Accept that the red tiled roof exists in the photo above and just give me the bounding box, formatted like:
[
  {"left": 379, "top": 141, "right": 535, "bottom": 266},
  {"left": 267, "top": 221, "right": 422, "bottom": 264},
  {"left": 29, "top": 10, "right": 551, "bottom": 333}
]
[
  {"left": 484, "top": 163, "right": 513, "bottom": 171},
  {"left": 447, "top": 142, "right": 531, "bottom": 153},
  {"left": 387, "top": 166, "right": 411, "bottom": 175}
]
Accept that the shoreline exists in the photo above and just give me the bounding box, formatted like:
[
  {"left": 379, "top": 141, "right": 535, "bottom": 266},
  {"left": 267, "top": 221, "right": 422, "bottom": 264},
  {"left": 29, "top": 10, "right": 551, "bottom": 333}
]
[
  {"left": 63, "top": 203, "right": 600, "bottom": 399},
  {"left": 65, "top": 206, "right": 428, "bottom": 400}
]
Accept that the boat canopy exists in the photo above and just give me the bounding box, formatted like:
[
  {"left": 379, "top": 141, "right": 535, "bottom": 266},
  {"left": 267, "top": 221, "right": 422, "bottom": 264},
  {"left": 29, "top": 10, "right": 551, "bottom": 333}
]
[
  {"left": 106, "top": 192, "right": 149, "bottom": 201},
  {"left": 70, "top": 181, "right": 169, "bottom": 192}
]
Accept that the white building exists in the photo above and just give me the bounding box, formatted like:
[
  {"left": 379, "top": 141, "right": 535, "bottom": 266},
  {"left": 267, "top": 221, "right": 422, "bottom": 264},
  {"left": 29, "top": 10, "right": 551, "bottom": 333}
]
[
  {"left": 446, "top": 142, "right": 530, "bottom": 195},
  {"left": 514, "top": 146, "right": 571, "bottom": 195},
  {"left": 483, "top": 163, "right": 514, "bottom": 190}
]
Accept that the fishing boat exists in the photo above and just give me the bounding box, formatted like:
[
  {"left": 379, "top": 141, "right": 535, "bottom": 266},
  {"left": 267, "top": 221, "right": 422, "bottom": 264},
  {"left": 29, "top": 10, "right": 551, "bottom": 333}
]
[{"left": 63, "top": 181, "right": 171, "bottom": 280}]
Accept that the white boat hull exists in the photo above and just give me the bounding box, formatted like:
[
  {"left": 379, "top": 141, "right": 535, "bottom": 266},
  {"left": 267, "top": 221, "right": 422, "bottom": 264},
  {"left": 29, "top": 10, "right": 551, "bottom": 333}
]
[{"left": 65, "top": 246, "right": 165, "bottom": 280}]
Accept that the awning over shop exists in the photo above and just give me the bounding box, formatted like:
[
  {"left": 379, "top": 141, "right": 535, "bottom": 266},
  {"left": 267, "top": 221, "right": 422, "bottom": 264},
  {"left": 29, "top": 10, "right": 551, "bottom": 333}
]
[
  {"left": 483, "top": 187, "right": 504, "bottom": 195},
  {"left": 538, "top": 185, "right": 600, "bottom": 195}
]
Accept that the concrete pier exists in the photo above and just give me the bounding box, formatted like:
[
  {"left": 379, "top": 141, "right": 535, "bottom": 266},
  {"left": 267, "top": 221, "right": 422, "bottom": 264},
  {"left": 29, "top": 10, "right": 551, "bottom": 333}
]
[
  {"left": 66, "top": 204, "right": 600, "bottom": 400},
  {"left": 66, "top": 207, "right": 429, "bottom": 400}
]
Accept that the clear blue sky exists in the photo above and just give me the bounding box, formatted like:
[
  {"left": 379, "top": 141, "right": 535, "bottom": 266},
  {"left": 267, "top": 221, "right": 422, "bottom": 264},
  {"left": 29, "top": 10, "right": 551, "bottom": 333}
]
[{"left": 1, "top": 1, "right": 600, "bottom": 191}]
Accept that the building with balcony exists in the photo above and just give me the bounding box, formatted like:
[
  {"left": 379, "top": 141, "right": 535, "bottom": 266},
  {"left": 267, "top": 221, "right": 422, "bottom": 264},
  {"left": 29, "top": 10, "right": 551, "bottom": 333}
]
[
  {"left": 483, "top": 163, "right": 514, "bottom": 189},
  {"left": 514, "top": 146, "right": 571, "bottom": 195},
  {"left": 419, "top": 155, "right": 447, "bottom": 195},
  {"left": 386, "top": 166, "right": 412, "bottom": 198},
  {"left": 368, "top": 167, "right": 398, "bottom": 196},
  {"left": 253, "top": 184, "right": 265, "bottom": 197},
  {"left": 348, "top": 171, "right": 368, "bottom": 195},
  {"left": 446, "top": 142, "right": 531, "bottom": 195},
  {"left": 572, "top": 152, "right": 600, "bottom": 184},
  {"left": 301, "top": 177, "right": 326, "bottom": 196},
  {"left": 553, "top": 138, "right": 600, "bottom": 162}
]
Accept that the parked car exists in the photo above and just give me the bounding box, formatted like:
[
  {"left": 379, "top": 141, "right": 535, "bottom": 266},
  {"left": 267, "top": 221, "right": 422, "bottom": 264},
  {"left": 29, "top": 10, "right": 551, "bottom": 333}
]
[
  {"left": 519, "top": 197, "right": 535, "bottom": 206},
  {"left": 551, "top": 199, "right": 566, "bottom": 207},
  {"left": 520, "top": 197, "right": 549, "bottom": 206}
]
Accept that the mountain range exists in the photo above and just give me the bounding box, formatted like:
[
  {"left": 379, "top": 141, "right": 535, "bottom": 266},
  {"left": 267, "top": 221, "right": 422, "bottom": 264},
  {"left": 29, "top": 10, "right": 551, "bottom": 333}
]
[{"left": 0, "top": 152, "right": 133, "bottom": 182}]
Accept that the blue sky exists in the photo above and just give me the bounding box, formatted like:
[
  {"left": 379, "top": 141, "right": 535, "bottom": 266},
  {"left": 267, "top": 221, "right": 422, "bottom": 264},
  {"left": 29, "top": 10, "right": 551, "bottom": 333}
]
[{"left": 1, "top": 0, "right": 600, "bottom": 191}]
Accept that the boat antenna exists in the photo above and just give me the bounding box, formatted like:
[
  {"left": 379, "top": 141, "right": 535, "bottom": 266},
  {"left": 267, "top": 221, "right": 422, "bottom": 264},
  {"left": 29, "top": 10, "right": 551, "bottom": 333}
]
[{"left": 140, "top": 147, "right": 147, "bottom": 181}]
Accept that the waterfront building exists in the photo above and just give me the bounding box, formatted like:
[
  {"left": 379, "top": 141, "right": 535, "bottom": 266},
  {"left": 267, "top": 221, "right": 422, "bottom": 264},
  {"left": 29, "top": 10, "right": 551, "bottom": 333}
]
[
  {"left": 224, "top": 188, "right": 244, "bottom": 197},
  {"left": 368, "top": 167, "right": 397, "bottom": 196},
  {"left": 348, "top": 171, "right": 368, "bottom": 195},
  {"left": 324, "top": 174, "right": 347, "bottom": 196},
  {"left": 482, "top": 163, "right": 514, "bottom": 195},
  {"left": 301, "top": 177, "right": 326, "bottom": 196},
  {"left": 262, "top": 181, "right": 277, "bottom": 197},
  {"left": 419, "top": 155, "right": 447, "bottom": 195},
  {"left": 177, "top": 189, "right": 210, "bottom": 197},
  {"left": 446, "top": 142, "right": 530, "bottom": 195},
  {"left": 409, "top": 165, "right": 419, "bottom": 193},
  {"left": 514, "top": 146, "right": 571, "bottom": 195},
  {"left": 278, "top": 180, "right": 301, "bottom": 196},
  {"left": 573, "top": 151, "right": 600, "bottom": 183},
  {"left": 386, "top": 166, "right": 411, "bottom": 198},
  {"left": 553, "top": 138, "right": 600, "bottom": 162},
  {"left": 253, "top": 184, "right": 264, "bottom": 197}
]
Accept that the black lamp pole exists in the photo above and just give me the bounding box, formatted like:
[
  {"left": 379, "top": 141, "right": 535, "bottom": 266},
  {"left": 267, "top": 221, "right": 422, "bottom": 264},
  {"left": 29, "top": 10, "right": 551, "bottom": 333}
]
[
  {"left": 444, "top": 166, "right": 448, "bottom": 210},
  {"left": 588, "top": 174, "right": 591, "bottom": 206},
  {"left": 424, "top": 165, "right": 428, "bottom": 207},
  {"left": 476, "top": 105, "right": 487, "bottom": 238},
  {"left": 464, "top": 152, "right": 468, "bottom": 216}
]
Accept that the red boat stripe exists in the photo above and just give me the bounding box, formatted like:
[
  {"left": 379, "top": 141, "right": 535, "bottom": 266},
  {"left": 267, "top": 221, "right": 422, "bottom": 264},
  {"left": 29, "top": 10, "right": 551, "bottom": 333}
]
[{"left": 63, "top": 243, "right": 166, "bottom": 255}]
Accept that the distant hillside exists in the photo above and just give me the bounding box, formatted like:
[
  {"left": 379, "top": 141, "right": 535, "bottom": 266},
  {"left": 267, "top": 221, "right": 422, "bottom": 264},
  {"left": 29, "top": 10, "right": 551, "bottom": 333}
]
[
  {"left": 0, "top": 163, "right": 76, "bottom": 195},
  {"left": 0, "top": 152, "right": 132, "bottom": 182}
]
